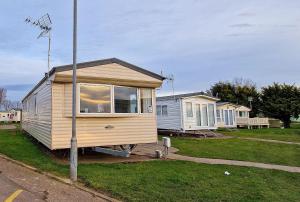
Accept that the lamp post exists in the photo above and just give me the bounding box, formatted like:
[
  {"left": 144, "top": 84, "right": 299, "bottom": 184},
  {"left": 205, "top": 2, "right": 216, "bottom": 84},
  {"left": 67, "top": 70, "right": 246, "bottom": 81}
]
[{"left": 70, "top": 0, "right": 78, "bottom": 182}]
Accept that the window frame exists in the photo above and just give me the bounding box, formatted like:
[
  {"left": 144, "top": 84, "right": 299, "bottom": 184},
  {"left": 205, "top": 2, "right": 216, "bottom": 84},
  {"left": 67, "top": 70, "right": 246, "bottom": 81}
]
[
  {"left": 186, "top": 102, "right": 193, "bottom": 118},
  {"left": 78, "top": 83, "right": 154, "bottom": 116},
  {"left": 114, "top": 85, "right": 139, "bottom": 114},
  {"left": 34, "top": 93, "right": 38, "bottom": 115},
  {"left": 140, "top": 88, "right": 153, "bottom": 114},
  {"left": 162, "top": 105, "right": 168, "bottom": 116},
  {"left": 201, "top": 104, "right": 209, "bottom": 126},
  {"left": 156, "top": 105, "right": 162, "bottom": 116},
  {"left": 79, "top": 83, "right": 113, "bottom": 115}
]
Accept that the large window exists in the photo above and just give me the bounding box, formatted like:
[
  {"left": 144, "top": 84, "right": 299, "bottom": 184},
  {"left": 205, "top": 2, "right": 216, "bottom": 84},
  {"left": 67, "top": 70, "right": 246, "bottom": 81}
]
[
  {"left": 208, "top": 104, "right": 215, "bottom": 127},
  {"left": 80, "top": 84, "right": 111, "bottom": 113},
  {"left": 114, "top": 86, "right": 137, "bottom": 113},
  {"left": 140, "top": 88, "right": 153, "bottom": 113},
  {"left": 156, "top": 105, "right": 167, "bottom": 116},
  {"left": 186, "top": 102, "right": 193, "bottom": 117},
  {"left": 195, "top": 104, "right": 201, "bottom": 126},
  {"left": 202, "top": 104, "right": 208, "bottom": 126}
]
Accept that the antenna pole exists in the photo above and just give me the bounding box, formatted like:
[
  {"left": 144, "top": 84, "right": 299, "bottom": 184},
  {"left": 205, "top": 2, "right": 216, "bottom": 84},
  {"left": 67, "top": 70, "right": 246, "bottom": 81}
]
[{"left": 70, "top": 0, "right": 78, "bottom": 182}]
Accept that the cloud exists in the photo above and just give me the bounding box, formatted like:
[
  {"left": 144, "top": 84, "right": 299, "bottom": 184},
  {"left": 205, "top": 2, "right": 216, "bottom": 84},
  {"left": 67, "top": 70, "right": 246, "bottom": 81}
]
[
  {"left": 237, "top": 12, "right": 256, "bottom": 17},
  {"left": 3, "top": 84, "right": 33, "bottom": 91},
  {"left": 229, "top": 23, "right": 254, "bottom": 28},
  {"left": 0, "top": 0, "right": 300, "bottom": 101}
]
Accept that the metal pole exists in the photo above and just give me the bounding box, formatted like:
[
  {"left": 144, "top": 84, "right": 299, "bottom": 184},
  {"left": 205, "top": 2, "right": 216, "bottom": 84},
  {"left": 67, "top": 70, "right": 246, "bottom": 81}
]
[{"left": 70, "top": 0, "right": 78, "bottom": 182}]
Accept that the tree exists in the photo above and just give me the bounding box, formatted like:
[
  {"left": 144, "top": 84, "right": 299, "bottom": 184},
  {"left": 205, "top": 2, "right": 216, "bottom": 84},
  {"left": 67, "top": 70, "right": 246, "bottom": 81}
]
[
  {"left": 0, "top": 87, "right": 6, "bottom": 105},
  {"left": 208, "top": 78, "right": 260, "bottom": 116},
  {"left": 261, "top": 83, "right": 300, "bottom": 128}
]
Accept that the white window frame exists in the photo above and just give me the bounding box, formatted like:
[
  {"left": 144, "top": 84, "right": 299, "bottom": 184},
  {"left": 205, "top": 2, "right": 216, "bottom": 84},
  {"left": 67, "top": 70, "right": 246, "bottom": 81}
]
[
  {"left": 79, "top": 83, "right": 113, "bottom": 115},
  {"left": 216, "top": 109, "right": 221, "bottom": 123},
  {"left": 156, "top": 105, "right": 162, "bottom": 116},
  {"left": 78, "top": 83, "right": 153, "bottom": 116},
  {"left": 186, "top": 102, "right": 193, "bottom": 118},
  {"left": 162, "top": 105, "right": 168, "bottom": 116},
  {"left": 140, "top": 88, "right": 153, "bottom": 114},
  {"left": 114, "top": 85, "right": 139, "bottom": 114},
  {"left": 201, "top": 104, "right": 209, "bottom": 126}
]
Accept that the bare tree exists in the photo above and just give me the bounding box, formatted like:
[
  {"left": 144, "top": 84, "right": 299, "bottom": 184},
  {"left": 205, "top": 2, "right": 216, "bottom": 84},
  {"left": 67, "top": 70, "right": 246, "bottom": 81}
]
[{"left": 0, "top": 88, "right": 7, "bottom": 105}]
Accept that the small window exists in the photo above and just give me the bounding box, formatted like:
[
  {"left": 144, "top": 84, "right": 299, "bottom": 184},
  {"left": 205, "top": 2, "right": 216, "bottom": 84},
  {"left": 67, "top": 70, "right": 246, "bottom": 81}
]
[
  {"left": 114, "top": 86, "right": 138, "bottom": 113},
  {"left": 186, "top": 102, "right": 193, "bottom": 117},
  {"left": 156, "top": 105, "right": 162, "bottom": 116},
  {"left": 162, "top": 105, "right": 168, "bottom": 116},
  {"left": 140, "top": 88, "right": 153, "bottom": 113},
  {"left": 34, "top": 94, "right": 38, "bottom": 115},
  {"left": 80, "top": 84, "right": 111, "bottom": 113}
]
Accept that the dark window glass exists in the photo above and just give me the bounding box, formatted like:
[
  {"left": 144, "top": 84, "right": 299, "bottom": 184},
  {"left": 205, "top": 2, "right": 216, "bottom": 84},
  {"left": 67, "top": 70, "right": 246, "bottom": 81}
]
[{"left": 114, "top": 86, "right": 137, "bottom": 113}]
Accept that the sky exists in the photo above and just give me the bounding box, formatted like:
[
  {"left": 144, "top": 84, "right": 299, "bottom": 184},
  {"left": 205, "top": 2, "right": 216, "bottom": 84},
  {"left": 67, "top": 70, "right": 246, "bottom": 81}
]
[{"left": 0, "top": 0, "right": 300, "bottom": 101}]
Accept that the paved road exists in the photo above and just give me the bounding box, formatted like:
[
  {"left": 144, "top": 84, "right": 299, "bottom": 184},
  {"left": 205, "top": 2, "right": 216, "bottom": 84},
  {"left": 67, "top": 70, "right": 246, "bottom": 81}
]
[{"left": 0, "top": 158, "right": 107, "bottom": 202}]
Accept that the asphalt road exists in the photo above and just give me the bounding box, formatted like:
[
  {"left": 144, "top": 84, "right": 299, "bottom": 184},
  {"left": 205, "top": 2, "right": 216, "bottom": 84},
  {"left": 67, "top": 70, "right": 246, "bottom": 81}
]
[{"left": 0, "top": 157, "right": 108, "bottom": 202}]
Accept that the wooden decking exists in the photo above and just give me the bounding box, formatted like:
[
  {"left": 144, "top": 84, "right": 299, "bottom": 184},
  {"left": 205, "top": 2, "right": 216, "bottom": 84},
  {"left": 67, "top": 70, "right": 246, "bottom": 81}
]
[{"left": 237, "top": 117, "right": 269, "bottom": 128}]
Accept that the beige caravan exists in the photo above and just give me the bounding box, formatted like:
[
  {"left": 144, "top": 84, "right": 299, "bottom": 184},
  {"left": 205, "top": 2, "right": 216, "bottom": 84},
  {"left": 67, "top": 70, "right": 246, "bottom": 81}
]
[{"left": 22, "top": 58, "right": 164, "bottom": 150}]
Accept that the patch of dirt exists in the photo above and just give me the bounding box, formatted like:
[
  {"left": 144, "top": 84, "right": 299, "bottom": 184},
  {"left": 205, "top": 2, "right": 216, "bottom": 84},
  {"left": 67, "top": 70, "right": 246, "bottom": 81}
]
[
  {"left": 0, "top": 125, "right": 16, "bottom": 130},
  {"left": 53, "top": 151, "right": 154, "bottom": 165},
  {"left": 158, "top": 129, "right": 225, "bottom": 138}
]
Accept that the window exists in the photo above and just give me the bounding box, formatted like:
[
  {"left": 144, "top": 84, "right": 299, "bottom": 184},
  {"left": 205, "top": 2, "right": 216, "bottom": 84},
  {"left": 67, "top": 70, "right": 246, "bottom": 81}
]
[
  {"left": 208, "top": 104, "right": 215, "bottom": 126},
  {"left": 229, "top": 110, "right": 233, "bottom": 125},
  {"left": 202, "top": 104, "right": 208, "bottom": 126},
  {"left": 80, "top": 84, "right": 111, "bottom": 113},
  {"left": 195, "top": 104, "right": 201, "bottom": 126},
  {"left": 34, "top": 94, "right": 38, "bottom": 115},
  {"left": 224, "top": 110, "right": 229, "bottom": 125},
  {"left": 233, "top": 110, "right": 236, "bottom": 122},
  {"left": 114, "top": 86, "right": 137, "bottom": 113},
  {"left": 140, "top": 88, "right": 153, "bottom": 113},
  {"left": 186, "top": 102, "right": 193, "bottom": 117},
  {"left": 156, "top": 105, "right": 162, "bottom": 116},
  {"left": 162, "top": 105, "right": 168, "bottom": 116},
  {"left": 216, "top": 109, "right": 221, "bottom": 123}
]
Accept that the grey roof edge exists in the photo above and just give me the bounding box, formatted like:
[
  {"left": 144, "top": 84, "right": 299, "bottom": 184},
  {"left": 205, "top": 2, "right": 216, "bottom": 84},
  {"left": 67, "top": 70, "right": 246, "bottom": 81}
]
[
  {"left": 22, "top": 58, "right": 165, "bottom": 102},
  {"left": 157, "top": 92, "right": 219, "bottom": 101}
]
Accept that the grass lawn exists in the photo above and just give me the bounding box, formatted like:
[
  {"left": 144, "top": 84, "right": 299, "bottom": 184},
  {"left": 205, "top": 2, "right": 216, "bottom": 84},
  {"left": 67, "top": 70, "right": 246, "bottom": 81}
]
[
  {"left": 171, "top": 137, "right": 300, "bottom": 167},
  {"left": 220, "top": 123, "right": 300, "bottom": 143},
  {"left": 1, "top": 129, "right": 300, "bottom": 201}
]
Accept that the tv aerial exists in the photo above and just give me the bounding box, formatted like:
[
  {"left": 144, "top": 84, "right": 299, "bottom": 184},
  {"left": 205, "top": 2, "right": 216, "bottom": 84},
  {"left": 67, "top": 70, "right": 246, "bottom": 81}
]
[
  {"left": 160, "top": 70, "right": 175, "bottom": 98},
  {"left": 25, "top": 13, "right": 52, "bottom": 84}
]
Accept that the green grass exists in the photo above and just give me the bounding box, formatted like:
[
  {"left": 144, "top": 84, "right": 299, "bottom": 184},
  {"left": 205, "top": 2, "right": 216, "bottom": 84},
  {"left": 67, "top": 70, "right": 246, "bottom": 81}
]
[
  {"left": 79, "top": 161, "right": 300, "bottom": 202},
  {"left": 220, "top": 123, "right": 300, "bottom": 143},
  {"left": 0, "top": 129, "right": 69, "bottom": 176},
  {"left": 171, "top": 137, "right": 300, "bottom": 167},
  {"left": 1, "top": 129, "right": 300, "bottom": 201}
]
